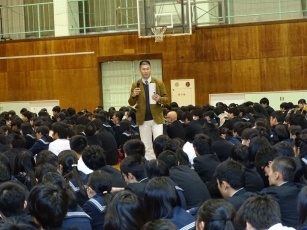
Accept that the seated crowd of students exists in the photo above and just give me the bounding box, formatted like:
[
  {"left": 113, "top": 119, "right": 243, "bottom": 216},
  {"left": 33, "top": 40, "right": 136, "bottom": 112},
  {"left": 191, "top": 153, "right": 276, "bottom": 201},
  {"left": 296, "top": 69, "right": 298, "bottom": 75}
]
[{"left": 0, "top": 98, "right": 307, "bottom": 229}]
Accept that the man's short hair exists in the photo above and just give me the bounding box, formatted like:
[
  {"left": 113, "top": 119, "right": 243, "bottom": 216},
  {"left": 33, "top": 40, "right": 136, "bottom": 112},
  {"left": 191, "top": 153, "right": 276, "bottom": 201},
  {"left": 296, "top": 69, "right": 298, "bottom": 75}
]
[
  {"left": 260, "top": 97, "right": 269, "bottom": 105},
  {"left": 52, "top": 106, "right": 61, "bottom": 113},
  {"left": 28, "top": 185, "right": 68, "bottom": 229},
  {"left": 192, "top": 134, "right": 212, "bottom": 156},
  {"left": 70, "top": 135, "right": 88, "bottom": 153},
  {"left": 35, "top": 125, "right": 49, "bottom": 136},
  {"left": 123, "top": 139, "right": 145, "bottom": 157},
  {"left": 153, "top": 135, "right": 170, "bottom": 158},
  {"left": 0, "top": 182, "right": 26, "bottom": 217},
  {"left": 120, "top": 155, "right": 147, "bottom": 181},
  {"left": 270, "top": 111, "right": 285, "bottom": 123},
  {"left": 82, "top": 145, "right": 106, "bottom": 170},
  {"left": 236, "top": 195, "right": 281, "bottom": 229},
  {"left": 11, "top": 134, "right": 26, "bottom": 148},
  {"left": 157, "top": 150, "right": 178, "bottom": 169},
  {"left": 271, "top": 156, "right": 296, "bottom": 182},
  {"left": 139, "top": 60, "right": 151, "bottom": 66},
  {"left": 52, "top": 122, "right": 69, "bottom": 139},
  {"left": 214, "top": 159, "right": 244, "bottom": 190}
]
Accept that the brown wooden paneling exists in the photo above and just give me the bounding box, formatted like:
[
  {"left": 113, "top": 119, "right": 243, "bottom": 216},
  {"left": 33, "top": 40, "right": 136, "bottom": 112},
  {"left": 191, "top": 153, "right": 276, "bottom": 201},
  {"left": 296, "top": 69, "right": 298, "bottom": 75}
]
[
  {"left": 289, "top": 57, "right": 307, "bottom": 90},
  {"left": 258, "top": 24, "right": 288, "bottom": 58},
  {"left": 202, "top": 27, "right": 231, "bottom": 61},
  {"left": 260, "top": 57, "right": 290, "bottom": 91},
  {"left": 231, "top": 59, "right": 261, "bottom": 92},
  {"left": 230, "top": 25, "right": 259, "bottom": 60},
  {"left": 0, "top": 72, "right": 8, "bottom": 100},
  {"left": 287, "top": 22, "right": 305, "bottom": 57},
  {"left": 0, "top": 20, "right": 306, "bottom": 110}
]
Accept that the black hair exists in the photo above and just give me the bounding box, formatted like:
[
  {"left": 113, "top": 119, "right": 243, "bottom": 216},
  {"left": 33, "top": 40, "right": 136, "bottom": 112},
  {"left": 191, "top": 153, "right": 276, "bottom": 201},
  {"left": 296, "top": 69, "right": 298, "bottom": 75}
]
[
  {"left": 120, "top": 154, "right": 147, "bottom": 181},
  {"left": 146, "top": 159, "right": 169, "bottom": 179},
  {"left": 193, "top": 134, "right": 213, "bottom": 156},
  {"left": 52, "top": 122, "right": 69, "bottom": 139},
  {"left": 87, "top": 170, "right": 112, "bottom": 198},
  {"left": 82, "top": 145, "right": 106, "bottom": 170},
  {"left": 104, "top": 190, "right": 148, "bottom": 230},
  {"left": 230, "top": 144, "right": 252, "bottom": 168},
  {"left": 271, "top": 156, "right": 296, "bottom": 182},
  {"left": 58, "top": 150, "right": 78, "bottom": 176},
  {"left": 0, "top": 182, "right": 26, "bottom": 217},
  {"left": 298, "top": 186, "right": 307, "bottom": 229},
  {"left": 123, "top": 139, "right": 145, "bottom": 157},
  {"left": 157, "top": 150, "right": 178, "bottom": 169},
  {"left": 35, "top": 150, "right": 58, "bottom": 167},
  {"left": 28, "top": 185, "right": 68, "bottom": 229},
  {"left": 11, "top": 134, "right": 26, "bottom": 148},
  {"left": 197, "top": 199, "right": 236, "bottom": 230},
  {"left": 153, "top": 135, "right": 170, "bottom": 158},
  {"left": 144, "top": 177, "right": 177, "bottom": 219},
  {"left": 214, "top": 159, "right": 245, "bottom": 190},
  {"left": 235, "top": 195, "right": 281, "bottom": 229},
  {"left": 35, "top": 163, "right": 58, "bottom": 184},
  {"left": 70, "top": 135, "right": 88, "bottom": 154},
  {"left": 141, "top": 219, "right": 177, "bottom": 230},
  {"left": 35, "top": 125, "right": 49, "bottom": 136}
]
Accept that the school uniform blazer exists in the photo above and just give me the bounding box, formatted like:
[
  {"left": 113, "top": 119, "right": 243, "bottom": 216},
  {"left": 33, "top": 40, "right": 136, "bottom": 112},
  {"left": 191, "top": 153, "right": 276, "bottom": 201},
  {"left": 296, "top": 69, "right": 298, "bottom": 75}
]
[
  {"left": 259, "top": 182, "right": 304, "bottom": 228},
  {"left": 128, "top": 77, "right": 168, "bottom": 125},
  {"left": 225, "top": 188, "right": 254, "bottom": 211}
]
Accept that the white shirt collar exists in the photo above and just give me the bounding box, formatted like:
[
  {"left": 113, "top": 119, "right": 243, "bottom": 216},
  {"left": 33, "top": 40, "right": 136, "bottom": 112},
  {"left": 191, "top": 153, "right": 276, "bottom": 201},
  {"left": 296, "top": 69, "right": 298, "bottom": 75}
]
[{"left": 142, "top": 76, "right": 152, "bottom": 84}]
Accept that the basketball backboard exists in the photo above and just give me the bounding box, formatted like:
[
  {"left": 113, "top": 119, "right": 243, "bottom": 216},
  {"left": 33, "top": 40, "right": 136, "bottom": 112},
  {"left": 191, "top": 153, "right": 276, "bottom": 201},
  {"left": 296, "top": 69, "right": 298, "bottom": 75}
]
[{"left": 137, "top": 0, "right": 192, "bottom": 39}]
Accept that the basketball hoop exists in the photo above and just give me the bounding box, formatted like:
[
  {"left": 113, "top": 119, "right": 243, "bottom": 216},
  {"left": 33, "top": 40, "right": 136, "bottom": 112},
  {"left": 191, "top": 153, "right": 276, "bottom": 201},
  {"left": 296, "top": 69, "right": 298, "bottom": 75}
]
[{"left": 151, "top": 26, "right": 167, "bottom": 42}]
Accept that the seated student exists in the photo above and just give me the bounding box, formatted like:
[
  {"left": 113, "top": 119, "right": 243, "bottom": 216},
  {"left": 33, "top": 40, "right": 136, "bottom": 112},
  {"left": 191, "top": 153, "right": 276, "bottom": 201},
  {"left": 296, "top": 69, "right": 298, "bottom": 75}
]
[
  {"left": 153, "top": 134, "right": 170, "bottom": 158},
  {"left": 144, "top": 177, "right": 195, "bottom": 230},
  {"left": 48, "top": 122, "right": 71, "bottom": 156},
  {"left": 20, "top": 122, "right": 36, "bottom": 149},
  {"left": 259, "top": 156, "right": 304, "bottom": 228},
  {"left": 103, "top": 190, "right": 148, "bottom": 230},
  {"left": 298, "top": 186, "right": 307, "bottom": 230},
  {"left": 90, "top": 119, "right": 118, "bottom": 165},
  {"left": 29, "top": 125, "right": 51, "bottom": 156},
  {"left": 3, "top": 134, "right": 27, "bottom": 172},
  {"left": 120, "top": 155, "right": 148, "bottom": 199},
  {"left": 70, "top": 135, "right": 88, "bottom": 160},
  {"left": 158, "top": 150, "right": 211, "bottom": 211},
  {"left": 41, "top": 172, "right": 91, "bottom": 230},
  {"left": 83, "top": 170, "right": 112, "bottom": 230},
  {"left": 142, "top": 219, "right": 177, "bottom": 230},
  {"left": 236, "top": 195, "right": 295, "bottom": 230},
  {"left": 13, "top": 151, "right": 36, "bottom": 191},
  {"left": 211, "top": 127, "right": 234, "bottom": 162},
  {"left": 0, "top": 182, "right": 28, "bottom": 220},
  {"left": 82, "top": 145, "right": 125, "bottom": 188},
  {"left": 123, "top": 139, "right": 146, "bottom": 158},
  {"left": 231, "top": 144, "right": 264, "bottom": 192},
  {"left": 27, "top": 184, "right": 69, "bottom": 229},
  {"left": 119, "top": 120, "right": 140, "bottom": 148},
  {"left": 165, "top": 110, "right": 186, "bottom": 141},
  {"left": 193, "top": 134, "right": 220, "bottom": 184},
  {"left": 58, "top": 150, "right": 88, "bottom": 207},
  {"left": 214, "top": 159, "right": 254, "bottom": 211},
  {"left": 196, "top": 199, "right": 236, "bottom": 230}
]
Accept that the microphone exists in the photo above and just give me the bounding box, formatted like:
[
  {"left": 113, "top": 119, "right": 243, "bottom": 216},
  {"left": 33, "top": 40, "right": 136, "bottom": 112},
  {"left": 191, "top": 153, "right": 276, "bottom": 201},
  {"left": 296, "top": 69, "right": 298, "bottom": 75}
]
[{"left": 136, "top": 81, "right": 140, "bottom": 88}]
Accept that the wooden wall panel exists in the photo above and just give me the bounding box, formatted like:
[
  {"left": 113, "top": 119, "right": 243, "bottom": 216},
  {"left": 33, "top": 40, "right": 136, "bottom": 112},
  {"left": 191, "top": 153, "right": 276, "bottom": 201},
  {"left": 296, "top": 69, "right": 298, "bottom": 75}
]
[
  {"left": 0, "top": 73, "right": 8, "bottom": 100},
  {"left": 0, "top": 20, "right": 306, "bottom": 110},
  {"left": 231, "top": 59, "right": 261, "bottom": 92},
  {"left": 205, "top": 61, "right": 232, "bottom": 93},
  {"left": 260, "top": 57, "right": 290, "bottom": 91},
  {"left": 258, "top": 24, "right": 288, "bottom": 58},
  {"left": 287, "top": 22, "right": 305, "bottom": 57},
  {"left": 230, "top": 26, "right": 259, "bottom": 60},
  {"left": 202, "top": 27, "right": 231, "bottom": 61},
  {"left": 289, "top": 57, "right": 307, "bottom": 90}
]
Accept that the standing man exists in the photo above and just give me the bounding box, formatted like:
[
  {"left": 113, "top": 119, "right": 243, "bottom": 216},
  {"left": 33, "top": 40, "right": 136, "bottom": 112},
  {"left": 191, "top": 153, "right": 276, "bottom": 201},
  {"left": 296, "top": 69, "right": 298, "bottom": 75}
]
[{"left": 128, "top": 60, "right": 168, "bottom": 160}]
